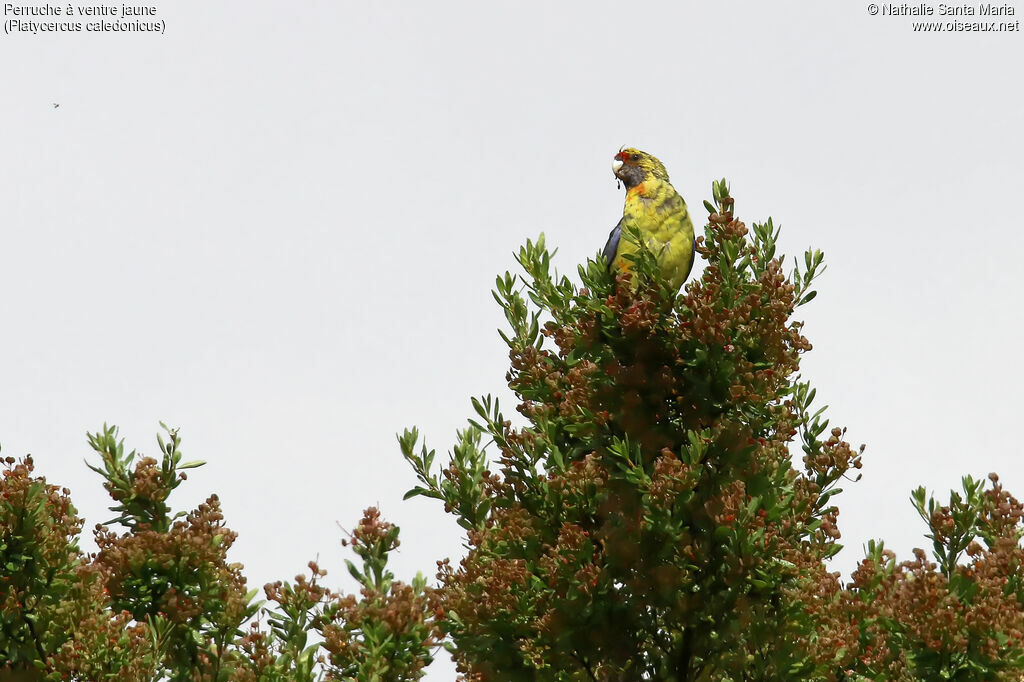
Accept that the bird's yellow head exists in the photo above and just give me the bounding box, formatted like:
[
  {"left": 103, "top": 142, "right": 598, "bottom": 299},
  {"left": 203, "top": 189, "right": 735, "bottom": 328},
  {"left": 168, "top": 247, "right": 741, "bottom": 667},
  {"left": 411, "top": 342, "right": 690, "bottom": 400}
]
[{"left": 612, "top": 147, "right": 669, "bottom": 189}]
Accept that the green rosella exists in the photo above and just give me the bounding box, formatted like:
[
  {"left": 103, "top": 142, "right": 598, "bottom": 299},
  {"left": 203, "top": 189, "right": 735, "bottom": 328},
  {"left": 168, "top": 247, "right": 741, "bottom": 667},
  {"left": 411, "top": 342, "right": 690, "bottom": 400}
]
[{"left": 602, "top": 148, "right": 696, "bottom": 291}]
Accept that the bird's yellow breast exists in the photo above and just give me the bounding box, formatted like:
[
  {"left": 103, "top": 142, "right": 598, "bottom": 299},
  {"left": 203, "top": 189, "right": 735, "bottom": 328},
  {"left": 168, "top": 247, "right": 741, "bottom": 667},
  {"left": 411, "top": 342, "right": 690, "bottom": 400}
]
[{"left": 614, "top": 177, "right": 695, "bottom": 290}]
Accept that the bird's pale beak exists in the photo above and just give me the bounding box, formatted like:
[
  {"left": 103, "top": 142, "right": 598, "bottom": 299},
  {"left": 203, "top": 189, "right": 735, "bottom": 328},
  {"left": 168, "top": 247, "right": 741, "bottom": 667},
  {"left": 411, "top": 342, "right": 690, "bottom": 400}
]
[{"left": 612, "top": 158, "right": 623, "bottom": 174}]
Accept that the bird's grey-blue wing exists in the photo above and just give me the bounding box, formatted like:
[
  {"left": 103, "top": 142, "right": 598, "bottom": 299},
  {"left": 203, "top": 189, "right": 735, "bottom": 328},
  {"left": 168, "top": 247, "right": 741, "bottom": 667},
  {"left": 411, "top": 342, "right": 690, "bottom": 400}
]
[{"left": 602, "top": 219, "right": 622, "bottom": 270}]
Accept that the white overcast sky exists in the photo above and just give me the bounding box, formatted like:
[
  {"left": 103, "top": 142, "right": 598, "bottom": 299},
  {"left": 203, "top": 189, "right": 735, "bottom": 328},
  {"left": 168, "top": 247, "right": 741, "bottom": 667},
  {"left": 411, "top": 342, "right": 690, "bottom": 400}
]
[{"left": 2, "top": 1, "right": 1023, "bottom": 677}]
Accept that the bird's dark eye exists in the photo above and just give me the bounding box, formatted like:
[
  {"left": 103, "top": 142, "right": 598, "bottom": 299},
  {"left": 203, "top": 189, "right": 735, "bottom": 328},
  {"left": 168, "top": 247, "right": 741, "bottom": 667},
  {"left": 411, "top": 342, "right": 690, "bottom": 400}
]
[{"left": 631, "top": 154, "right": 641, "bottom": 162}]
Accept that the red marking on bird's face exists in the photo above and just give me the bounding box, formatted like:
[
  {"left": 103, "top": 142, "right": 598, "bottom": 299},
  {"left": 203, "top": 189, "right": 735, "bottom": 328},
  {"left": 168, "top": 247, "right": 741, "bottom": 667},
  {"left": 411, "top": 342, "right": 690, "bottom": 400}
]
[{"left": 614, "top": 151, "right": 629, "bottom": 162}]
